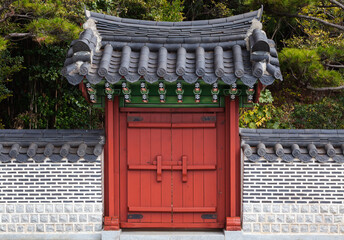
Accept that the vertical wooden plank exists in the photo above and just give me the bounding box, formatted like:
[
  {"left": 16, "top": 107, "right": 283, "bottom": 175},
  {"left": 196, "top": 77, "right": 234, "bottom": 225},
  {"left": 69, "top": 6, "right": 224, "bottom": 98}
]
[
  {"left": 192, "top": 113, "right": 204, "bottom": 223},
  {"left": 127, "top": 113, "right": 141, "bottom": 222},
  {"left": 229, "top": 98, "right": 240, "bottom": 217},
  {"left": 225, "top": 97, "right": 231, "bottom": 218},
  {"left": 161, "top": 113, "right": 172, "bottom": 223},
  {"left": 181, "top": 113, "right": 194, "bottom": 223},
  {"left": 216, "top": 112, "right": 226, "bottom": 224},
  {"left": 203, "top": 113, "right": 217, "bottom": 223},
  {"left": 140, "top": 113, "right": 152, "bottom": 223},
  {"left": 113, "top": 97, "right": 120, "bottom": 217},
  {"left": 105, "top": 99, "right": 115, "bottom": 217},
  {"left": 119, "top": 111, "right": 128, "bottom": 223},
  {"left": 171, "top": 113, "right": 183, "bottom": 223},
  {"left": 150, "top": 113, "right": 162, "bottom": 223}
]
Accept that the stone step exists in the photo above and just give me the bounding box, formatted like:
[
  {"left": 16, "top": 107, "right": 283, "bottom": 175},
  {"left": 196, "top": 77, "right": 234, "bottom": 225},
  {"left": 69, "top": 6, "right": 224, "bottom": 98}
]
[{"left": 119, "top": 231, "right": 225, "bottom": 240}]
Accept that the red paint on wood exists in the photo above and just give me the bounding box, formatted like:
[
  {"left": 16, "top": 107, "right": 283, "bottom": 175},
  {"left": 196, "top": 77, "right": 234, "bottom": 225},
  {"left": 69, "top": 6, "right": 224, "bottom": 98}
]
[
  {"left": 119, "top": 110, "right": 226, "bottom": 228},
  {"left": 78, "top": 81, "right": 90, "bottom": 103},
  {"left": 120, "top": 108, "right": 224, "bottom": 113},
  {"left": 104, "top": 216, "right": 120, "bottom": 230},
  {"left": 225, "top": 217, "right": 241, "bottom": 231}
]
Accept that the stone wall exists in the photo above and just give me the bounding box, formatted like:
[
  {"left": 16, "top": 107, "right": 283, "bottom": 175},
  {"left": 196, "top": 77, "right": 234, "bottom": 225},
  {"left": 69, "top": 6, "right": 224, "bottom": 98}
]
[
  {"left": 242, "top": 159, "right": 344, "bottom": 234},
  {"left": 0, "top": 159, "right": 102, "bottom": 233}
]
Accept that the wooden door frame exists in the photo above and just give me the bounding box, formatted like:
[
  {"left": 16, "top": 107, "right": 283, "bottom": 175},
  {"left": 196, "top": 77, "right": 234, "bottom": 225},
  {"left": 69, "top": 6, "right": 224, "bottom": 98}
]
[{"left": 103, "top": 96, "right": 241, "bottom": 230}]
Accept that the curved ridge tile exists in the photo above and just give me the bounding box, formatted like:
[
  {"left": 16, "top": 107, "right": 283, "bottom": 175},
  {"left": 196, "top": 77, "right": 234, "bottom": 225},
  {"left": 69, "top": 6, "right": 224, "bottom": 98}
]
[
  {"left": 233, "top": 45, "right": 244, "bottom": 78},
  {"left": 282, "top": 155, "right": 294, "bottom": 163},
  {"left": 68, "top": 154, "right": 80, "bottom": 163},
  {"left": 183, "top": 74, "right": 199, "bottom": 84},
  {"left": 257, "top": 143, "right": 267, "bottom": 157},
  {"left": 265, "top": 154, "right": 278, "bottom": 162},
  {"left": 124, "top": 73, "right": 141, "bottom": 83},
  {"left": 84, "top": 154, "right": 98, "bottom": 163},
  {"left": 17, "top": 154, "right": 28, "bottom": 163},
  {"left": 144, "top": 74, "right": 159, "bottom": 83},
  {"left": 241, "top": 74, "right": 257, "bottom": 87},
  {"left": 333, "top": 155, "right": 344, "bottom": 163},
  {"left": 66, "top": 74, "right": 84, "bottom": 86},
  {"left": 202, "top": 74, "right": 217, "bottom": 84},
  {"left": 291, "top": 144, "right": 301, "bottom": 158},
  {"left": 221, "top": 74, "right": 236, "bottom": 85},
  {"left": 259, "top": 75, "right": 275, "bottom": 86},
  {"left": 105, "top": 72, "right": 122, "bottom": 84},
  {"left": 50, "top": 154, "right": 63, "bottom": 162},
  {"left": 164, "top": 73, "right": 179, "bottom": 83},
  {"left": 33, "top": 154, "right": 46, "bottom": 163},
  {"left": 316, "top": 155, "right": 329, "bottom": 163},
  {"left": 86, "top": 73, "right": 103, "bottom": 84},
  {"left": 0, "top": 154, "right": 11, "bottom": 163},
  {"left": 299, "top": 154, "right": 312, "bottom": 163},
  {"left": 248, "top": 154, "right": 260, "bottom": 162}
]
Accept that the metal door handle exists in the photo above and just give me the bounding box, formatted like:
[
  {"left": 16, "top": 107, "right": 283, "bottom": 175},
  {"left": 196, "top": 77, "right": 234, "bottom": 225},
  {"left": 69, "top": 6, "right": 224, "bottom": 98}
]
[{"left": 182, "top": 155, "right": 187, "bottom": 182}]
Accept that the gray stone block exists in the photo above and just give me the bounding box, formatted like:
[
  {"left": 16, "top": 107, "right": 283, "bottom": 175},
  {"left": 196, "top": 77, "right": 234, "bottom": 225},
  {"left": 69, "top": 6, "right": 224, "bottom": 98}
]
[
  {"left": 291, "top": 205, "right": 299, "bottom": 213},
  {"left": 79, "top": 214, "right": 87, "bottom": 222},
  {"left": 65, "top": 204, "right": 73, "bottom": 213},
  {"left": 320, "top": 205, "right": 329, "bottom": 213},
  {"left": 272, "top": 205, "right": 280, "bottom": 213},
  {"left": 340, "top": 225, "right": 344, "bottom": 233},
  {"left": 242, "top": 223, "right": 252, "bottom": 232},
  {"left": 315, "top": 215, "right": 323, "bottom": 223},
  {"left": 243, "top": 214, "right": 256, "bottom": 222},
  {"left": 11, "top": 214, "right": 20, "bottom": 223},
  {"left": 2, "top": 214, "right": 10, "bottom": 223},
  {"left": 300, "top": 224, "right": 308, "bottom": 233},
  {"left": 55, "top": 204, "right": 63, "bottom": 213},
  {"left": 26, "top": 224, "right": 35, "bottom": 232},
  {"left": 330, "top": 225, "right": 339, "bottom": 233},
  {"left": 243, "top": 205, "right": 252, "bottom": 213},
  {"left": 65, "top": 224, "right": 73, "bottom": 232},
  {"left": 46, "top": 224, "right": 55, "bottom": 232},
  {"left": 69, "top": 214, "right": 78, "bottom": 222},
  {"left": 85, "top": 224, "right": 94, "bottom": 232},
  {"left": 26, "top": 205, "right": 34, "bottom": 213},
  {"left": 36, "top": 224, "right": 44, "bottom": 232},
  {"left": 276, "top": 214, "right": 284, "bottom": 223},
  {"left": 8, "top": 224, "right": 16, "bottom": 232},
  {"left": 16, "top": 205, "right": 24, "bottom": 213},
  {"left": 305, "top": 214, "right": 314, "bottom": 223},
  {"left": 36, "top": 205, "right": 44, "bottom": 213},
  {"left": 297, "top": 215, "right": 304, "bottom": 223},
  {"left": 319, "top": 224, "right": 329, "bottom": 233},
  {"left": 0, "top": 225, "right": 6, "bottom": 232},
  {"left": 21, "top": 214, "right": 29, "bottom": 223},
  {"left": 85, "top": 204, "right": 94, "bottom": 212},
  {"left": 339, "top": 206, "right": 344, "bottom": 214},
  {"left": 324, "top": 215, "right": 333, "bottom": 223},
  {"left": 56, "top": 224, "right": 64, "bottom": 232},
  {"left": 291, "top": 224, "right": 299, "bottom": 233},
  {"left": 0, "top": 205, "right": 4, "bottom": 213},
  {"left": 286, "top": 215, "right": 295, "bottom": 223},
  {"left": 75, "top": 204, "right": 83, "bottom": 213},
  {"left": 59, "top": 214, "right": 68, "bottom": 223},
  {"left": 45, "top": 204, "right": 54, "bottom": 213},
  {"left": 281, "top": 205, "right": 290, "bottom": 213},
  {"left": 311, "top": 205, "right": 319, "bottom": 213},
  {"left": 263, "top": 205, "right": 271, "bottom": 213},
  {"left": 40, "top": 214, "right": 48, "bottom": 223},
  {"left": 334, "top": 215, "right": 342, "bottom": 223},
  {"left": 330, "top": 205, "right": 338, "bottom": 214},
  {"left": 50, "top": 214, "right": 58, "bottom": 223},
  {"left": 6, "top": 205, "right": 15, "bottom": 213},
  {"left": 253, "top": 204, "right": 261, "bottom": 213},
  {"left": 89, "top": 214, "right": 102, "bottom": 222},
  {"left": 310, "top": 224, "right": 318, "bottom": 233},
  {"left": 300, "top": 205, "right": 309, "bottom": 213},
  {"left": 267, "top": 215, "right": 275, "bottom": 223},
  {"left": 30, "top": 214, "right": 38, "bottom": 223},
  {"left": 102, "top": 230, "right": 121, "bottom": 240},
  {"left": 262, "top": 224, "right": 270, "bottom": 233},
  {"left": 94, "top": 204, "right": 103, "bottom": 212},
  {"left": 95, "top": 224, "right": 102, "bottom": 231},
  {"left": 16, "top": 225, "right": 24, "bottom": 232},
  {"left": 75, "top": 224, "right": 84, "bottom": 232},
  {"left": 258, "top": 214, "right": 265, "bottom": 222},
  {"left": 271, "top": 224, "right": 280, "bottom": 233},
  {"left": 252, "top": 223, "right": 261, "bottom": 232}
]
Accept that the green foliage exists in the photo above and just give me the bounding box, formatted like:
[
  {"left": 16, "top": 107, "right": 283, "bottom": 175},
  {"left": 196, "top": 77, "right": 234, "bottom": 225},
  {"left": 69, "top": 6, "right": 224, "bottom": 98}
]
[
  {"left": 280, "top": 48, "right": 343, "bottom": 87},
  {"left": 239, "top": 90, "right": 289, "bottom": 129},
  {"left": 292, "top": 97, "right": 344, "bottom": 129}
]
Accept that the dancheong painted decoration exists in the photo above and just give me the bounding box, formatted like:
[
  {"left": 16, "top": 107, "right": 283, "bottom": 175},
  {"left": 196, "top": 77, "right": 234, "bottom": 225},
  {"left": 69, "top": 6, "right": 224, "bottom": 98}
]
[
  {"left": 61, "top": 7, "right": 282, "bottom": 231},
  {"left": 61, "top": 7, "right": 282, "bottom": 107}
]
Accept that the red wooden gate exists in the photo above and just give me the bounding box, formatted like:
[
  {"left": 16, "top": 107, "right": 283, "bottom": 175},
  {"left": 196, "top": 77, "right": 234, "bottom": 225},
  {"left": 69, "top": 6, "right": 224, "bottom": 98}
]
[{"left": 119, "top": 109, "right": 226, "bottom": 228}]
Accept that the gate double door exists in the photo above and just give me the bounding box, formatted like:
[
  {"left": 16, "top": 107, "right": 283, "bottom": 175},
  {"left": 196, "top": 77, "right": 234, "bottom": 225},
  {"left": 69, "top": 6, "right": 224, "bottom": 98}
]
[{"left": 120, "top": 110, "right": 226, "bottom": 228}]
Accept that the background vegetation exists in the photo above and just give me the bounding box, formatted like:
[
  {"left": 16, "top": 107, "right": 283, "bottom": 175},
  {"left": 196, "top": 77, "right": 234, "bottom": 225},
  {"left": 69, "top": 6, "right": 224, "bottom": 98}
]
[{"left": 0, "top": 0, "right": 343, "bottom": 129}]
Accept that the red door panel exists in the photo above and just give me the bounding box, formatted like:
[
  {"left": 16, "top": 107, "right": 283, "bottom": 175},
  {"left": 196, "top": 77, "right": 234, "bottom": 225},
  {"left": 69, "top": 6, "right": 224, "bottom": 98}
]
[{"left": 123, "top": 111, "right": 225, "bottom": 228}]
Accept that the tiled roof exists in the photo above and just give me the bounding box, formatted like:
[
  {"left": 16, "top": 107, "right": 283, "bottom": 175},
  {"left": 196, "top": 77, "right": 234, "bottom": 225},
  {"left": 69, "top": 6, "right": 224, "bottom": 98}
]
[
  {"left": 240, "top": 129, "right": 344, "bottom": 163},
  {"left": 0, "top": 130, "right": 105, "bottom": 163},
  {"left": 61, "top": 8, "right": 282, "bottom": 88}
]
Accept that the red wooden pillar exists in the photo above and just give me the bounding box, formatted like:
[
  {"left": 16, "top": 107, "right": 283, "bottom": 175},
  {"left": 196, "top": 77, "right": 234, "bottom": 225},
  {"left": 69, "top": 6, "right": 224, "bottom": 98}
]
[
  {"left": 104, "top": 96, "right": 120, "bottom": 230},
  {"left": 225, "top": 96, "right": 241, "bottom": 231}
]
